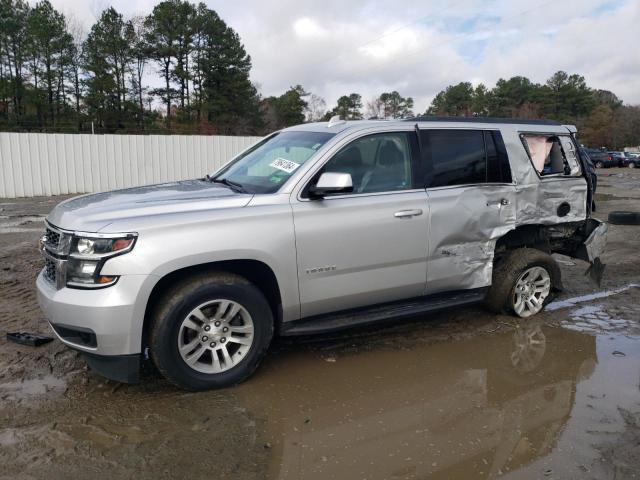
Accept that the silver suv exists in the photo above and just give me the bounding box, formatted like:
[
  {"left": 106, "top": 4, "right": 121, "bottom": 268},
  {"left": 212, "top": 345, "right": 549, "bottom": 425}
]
[{"left": 36, "top": 117, "right": 607, "bottom": 390}]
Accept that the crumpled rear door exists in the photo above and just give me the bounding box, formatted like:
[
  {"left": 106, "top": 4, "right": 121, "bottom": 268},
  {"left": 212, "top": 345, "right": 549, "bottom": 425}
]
[{"left": 425, "top": 184, "right": 516, "bottom": 294}]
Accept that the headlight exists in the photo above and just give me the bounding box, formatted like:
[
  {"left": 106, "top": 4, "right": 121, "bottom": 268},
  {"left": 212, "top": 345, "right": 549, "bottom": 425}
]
[
  {"left": 72, "top": 236, "right": 135, "bottom": 257},
  {"left": 66, "top": 234, "right": 137, "bottom": 288}
]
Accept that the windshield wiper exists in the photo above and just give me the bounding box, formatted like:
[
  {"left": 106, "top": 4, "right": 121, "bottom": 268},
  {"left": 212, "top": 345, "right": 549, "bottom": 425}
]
[{"left": 207, "top": 176, "right": 247, "bottom": 193}]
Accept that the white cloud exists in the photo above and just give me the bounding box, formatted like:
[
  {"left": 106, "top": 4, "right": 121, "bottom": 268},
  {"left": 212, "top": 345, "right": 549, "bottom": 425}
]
[
  {"left": 293, "top": 17, "right": 329, "bottom": 38},
  {"left": 37, "top": 0, "right": 640, "bottom": 112}
]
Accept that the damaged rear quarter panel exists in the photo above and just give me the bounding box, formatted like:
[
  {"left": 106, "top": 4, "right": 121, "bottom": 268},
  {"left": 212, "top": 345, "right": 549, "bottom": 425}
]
[{"left": 506, "top": 129, "right": 588, "bottom": 226}]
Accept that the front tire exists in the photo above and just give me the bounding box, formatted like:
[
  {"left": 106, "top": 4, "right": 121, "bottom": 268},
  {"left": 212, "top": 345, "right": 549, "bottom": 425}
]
[
  {"left": 150, "top": 272, "right": 274, "bottom": 390},
  {"left": 485, "top": 248, "right": 560, "bottom": 318},
  {"left": 595, "top": 161, "right": 604, "bottom": 168}
]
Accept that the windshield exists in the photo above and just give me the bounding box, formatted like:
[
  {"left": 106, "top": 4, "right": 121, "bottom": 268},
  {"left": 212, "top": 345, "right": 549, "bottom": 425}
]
[{"left": 213, "top": 131, "right": 335, "bottom": 194}]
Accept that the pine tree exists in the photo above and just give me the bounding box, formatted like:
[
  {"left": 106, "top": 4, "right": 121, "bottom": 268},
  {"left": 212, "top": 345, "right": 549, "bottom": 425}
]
[
  {"left": 83, "top": 7, "right": 135, "bottom": 130},
  {"left": 192, "top": 3, "right": 260, "bottom": 133},
  {"left": 0, "top": 0, "right": 31, "bottom": 122},
  {"left": 27, "top": 0, "right": 70, "bottom": 126}
]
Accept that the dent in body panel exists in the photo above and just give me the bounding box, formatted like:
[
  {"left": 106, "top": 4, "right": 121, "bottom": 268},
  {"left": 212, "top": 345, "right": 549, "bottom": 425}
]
[
  {"left": 502, "top": 128, "right": 588, "bottom": 226},
  {"left": 426, "top": 185, "right": 516, "bottom": 294},
  {"left": 435, "top": 240, "right": 496, "bottom": 290},
  {"left": 537, "top": 179, "right": 587, "bottom": 224},
  {"left": 425, "top": 127, "right": 588, "bottom": 295}
]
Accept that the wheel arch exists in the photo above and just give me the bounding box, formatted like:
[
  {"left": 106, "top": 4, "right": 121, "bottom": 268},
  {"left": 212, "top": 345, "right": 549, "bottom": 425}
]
[
  {"left": 494, "top": 225, "right": 566, "bottom": 291},
  {"left": 141, "top": 259, "right": 283, "bottom": 355},
  {"left": 495, "top": 224, "right": 551, "bottom": 255}
]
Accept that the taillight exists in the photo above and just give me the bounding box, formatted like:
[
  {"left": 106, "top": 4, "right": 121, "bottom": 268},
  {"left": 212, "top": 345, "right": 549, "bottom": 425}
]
[{"left": 608, "top": 155, "right": 612, "bottom": 160}]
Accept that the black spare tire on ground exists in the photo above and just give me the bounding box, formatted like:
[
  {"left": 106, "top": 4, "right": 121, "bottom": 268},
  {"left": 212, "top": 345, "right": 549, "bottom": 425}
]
[{"left": 608, "top": 211, "right": 640, "bottom": 225}]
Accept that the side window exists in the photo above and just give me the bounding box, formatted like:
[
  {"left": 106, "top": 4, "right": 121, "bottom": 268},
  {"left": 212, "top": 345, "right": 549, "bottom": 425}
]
[
  {"left": 420, "top": 129, "right": 486, "bottom": 187},
  {"left": 521, "top": 134, "right": 582, "bottom": 177},
  {"left": 485, "top": 131, "right": 513, "bottom": 183},
  {"left": 320, "top": 132, "right": 414, "bottom": 194}
]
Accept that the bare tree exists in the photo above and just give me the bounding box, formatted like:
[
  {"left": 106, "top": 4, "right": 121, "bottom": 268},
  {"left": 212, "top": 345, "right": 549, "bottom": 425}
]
[
  {"left": 130, "top": 14, "right": 148, "bottom": 123},
  {"left": 66, "top": 14, "right": 85, "bottom": 125},
  {"left": 304, "top": 93, "right": 326, "bottom": 122},
  {"left": 365, "top": 96, "right": 383, "bottom": 119}
]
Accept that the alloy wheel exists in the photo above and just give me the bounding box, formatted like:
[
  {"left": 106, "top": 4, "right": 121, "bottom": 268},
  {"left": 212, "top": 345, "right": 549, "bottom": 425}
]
[
  {"left": 512, "top": 266, "right": 551, "bottom": 318},
  {"left": 177, "top": 299, "right": 255, "bottom": 373}
]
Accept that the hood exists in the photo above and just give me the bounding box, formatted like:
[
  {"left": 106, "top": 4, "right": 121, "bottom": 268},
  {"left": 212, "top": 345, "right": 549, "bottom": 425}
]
[{"left": 47, "top": 179, "right": 253, "bottom": 232}]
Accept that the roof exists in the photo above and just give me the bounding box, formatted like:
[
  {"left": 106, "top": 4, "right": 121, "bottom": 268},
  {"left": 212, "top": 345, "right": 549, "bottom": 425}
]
[
  {"left": 283, "top": 117, "right": 575, "bottom": 135},
  {"left": 283, "top": 119, "right": 388, "bottom": 134},
  {"left": 404, "top": 116, "right": 563, "bottom": 126}
]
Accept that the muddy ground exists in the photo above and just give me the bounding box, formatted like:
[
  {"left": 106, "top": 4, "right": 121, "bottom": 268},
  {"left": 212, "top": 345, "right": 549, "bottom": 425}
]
[{"left": 1, "top": 169, "right": 639, "bottom": 480}]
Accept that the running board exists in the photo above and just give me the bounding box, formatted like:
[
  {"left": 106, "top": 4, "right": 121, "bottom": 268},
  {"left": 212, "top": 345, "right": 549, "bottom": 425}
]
[{"left": 280, "top": 288, "right": 488, "bottom": 336}]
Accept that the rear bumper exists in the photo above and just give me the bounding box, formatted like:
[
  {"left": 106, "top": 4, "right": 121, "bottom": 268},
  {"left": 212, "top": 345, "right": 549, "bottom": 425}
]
[
  {"left": 573, "top": 218, "right": 608, "bottom": 285},
  {"left": 578, "top": 219, "right": 608, "bottom": 263}
]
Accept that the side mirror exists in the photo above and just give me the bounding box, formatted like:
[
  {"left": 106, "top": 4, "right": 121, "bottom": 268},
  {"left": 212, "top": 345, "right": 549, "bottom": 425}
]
[{"left": 308, "top": 172, "right": 353, "bottom": 199}]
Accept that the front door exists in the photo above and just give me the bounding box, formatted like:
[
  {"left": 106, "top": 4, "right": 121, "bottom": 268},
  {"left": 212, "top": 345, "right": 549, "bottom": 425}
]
[{"left": 291, "top": 131, "right": 429, "bottom": 318}]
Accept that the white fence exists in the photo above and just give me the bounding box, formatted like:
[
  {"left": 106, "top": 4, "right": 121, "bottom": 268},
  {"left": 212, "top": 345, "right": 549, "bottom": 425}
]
[{"left": 0, "top": 132, "right": 262, "bottom": 198}]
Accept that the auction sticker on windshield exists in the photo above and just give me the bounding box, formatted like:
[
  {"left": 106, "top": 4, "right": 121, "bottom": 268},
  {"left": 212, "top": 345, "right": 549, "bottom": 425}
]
[{"left": 270, "top": 158, "right": 300, "bottom": 174}]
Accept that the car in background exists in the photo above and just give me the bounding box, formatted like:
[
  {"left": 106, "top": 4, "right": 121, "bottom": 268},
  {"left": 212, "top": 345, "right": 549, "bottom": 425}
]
[
  {"left": 607, "top": 151, "right": 627, "bottom": 167},
  {"left": 621, "top": 152, "right": 638, "bottom": 168},
  {"left": 584, "top": 149, "right": 621, "bottom": 168}
]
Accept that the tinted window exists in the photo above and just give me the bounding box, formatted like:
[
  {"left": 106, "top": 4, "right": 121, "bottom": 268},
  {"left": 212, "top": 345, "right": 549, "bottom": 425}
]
[
  {"left": 421, "top": 130, "right": 486, "bottom": 187},
  {"left": 485, "top": 131, "right": 512, "bottom": 183},
  {"left": 319, "top": 132, "right": 414, "bottom": 195}
]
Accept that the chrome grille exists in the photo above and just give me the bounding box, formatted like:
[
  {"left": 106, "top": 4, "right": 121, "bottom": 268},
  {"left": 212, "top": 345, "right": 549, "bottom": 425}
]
[
  {"left": 45, "top": 227, "right": 61, "bottom": 249},
  {"left": 41, "top": 223, "right": 69, "bottom": 289},
  {"left": 43, "top": 257, "right": 57, "bottom": 284}
]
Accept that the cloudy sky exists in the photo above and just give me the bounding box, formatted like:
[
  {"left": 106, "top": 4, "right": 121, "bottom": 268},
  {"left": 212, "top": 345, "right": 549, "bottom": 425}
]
[{"left": 39, "top": 0, "right": 640, "bottom": 111}]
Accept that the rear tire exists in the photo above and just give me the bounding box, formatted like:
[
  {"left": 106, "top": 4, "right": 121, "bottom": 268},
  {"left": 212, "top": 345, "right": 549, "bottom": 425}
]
[
  {"left": 595, "top": 161, "right": 604, "bottom": 168},
  {"left": 485, "top": 248, "right": 560, "bottom": 318},
  {"left": 150, "top": 272, "right": 274, "bottom": 390},
  {"left": 628, "top": 162, "right": 636, "bottom": 169}
]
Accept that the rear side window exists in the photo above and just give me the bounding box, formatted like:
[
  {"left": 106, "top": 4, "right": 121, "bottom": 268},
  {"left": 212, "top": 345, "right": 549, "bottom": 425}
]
[
  {"left": 420, "top": 129, "right": 512, "bottom": 188},
  {"left": 485, "top": 131, "right": 512, "bottom": 183},
  {"left": 521, "top": 134, "right": 581, "bottom": 177}
]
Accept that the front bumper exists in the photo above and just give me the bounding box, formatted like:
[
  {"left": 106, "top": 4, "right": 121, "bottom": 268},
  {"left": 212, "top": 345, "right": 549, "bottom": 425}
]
[
  {"left": 36, "top": 271, "right": 153, "bottom": 356},
  {"left": 82, "top": 352, "right": 141, "bottom": 383}
]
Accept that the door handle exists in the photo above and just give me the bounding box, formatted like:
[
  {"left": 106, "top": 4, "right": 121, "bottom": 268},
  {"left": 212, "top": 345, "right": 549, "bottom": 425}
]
[
  {"left": 487, "top": 198, "right": 510, "bottom": 207},
  {"left": 394, "top": 209, "right": 423, "bottom": 218}
]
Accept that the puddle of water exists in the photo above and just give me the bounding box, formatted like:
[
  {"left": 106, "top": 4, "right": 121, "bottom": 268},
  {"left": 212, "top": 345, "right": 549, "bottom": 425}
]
[
  {"left": 234, "top": 325, "right": 639, "bottom": 480},
  {"left": 2, "top": 318, "right": 638, "bottom": 479},
  {"left": 546, "top": 284, "right": 640, "bottom": 311}
]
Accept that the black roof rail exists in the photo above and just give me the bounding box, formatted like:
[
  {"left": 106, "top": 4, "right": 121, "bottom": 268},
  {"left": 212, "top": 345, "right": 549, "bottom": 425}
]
[{"left": 403, "top": 116, "right": 563, "bottom": 126}]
